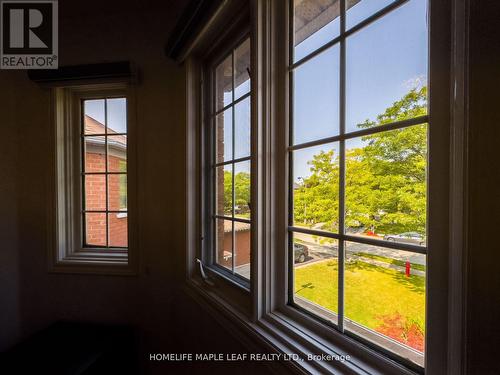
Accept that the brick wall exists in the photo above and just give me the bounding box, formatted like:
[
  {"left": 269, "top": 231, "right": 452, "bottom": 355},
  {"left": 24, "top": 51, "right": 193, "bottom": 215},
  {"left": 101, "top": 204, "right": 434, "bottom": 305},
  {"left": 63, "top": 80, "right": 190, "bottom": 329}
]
[
  {"left": 85, "top": 150, "right": 127, "bottom": 247},
  {"left": 218, "top": 229, "right": 250, "bottom": 268}
]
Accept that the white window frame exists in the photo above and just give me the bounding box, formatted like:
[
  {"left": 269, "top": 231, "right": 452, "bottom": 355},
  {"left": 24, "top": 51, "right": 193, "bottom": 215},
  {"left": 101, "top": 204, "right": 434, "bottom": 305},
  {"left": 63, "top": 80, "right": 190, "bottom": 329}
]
[
  {"left": 184, "top": 0, "right": 467, "bottom": 374},
  {"left": 48, "top": 83, "right": 138, "bottom": 275},
  {"left": 202, "top": 30, "right": 253, "bottom": 291}
]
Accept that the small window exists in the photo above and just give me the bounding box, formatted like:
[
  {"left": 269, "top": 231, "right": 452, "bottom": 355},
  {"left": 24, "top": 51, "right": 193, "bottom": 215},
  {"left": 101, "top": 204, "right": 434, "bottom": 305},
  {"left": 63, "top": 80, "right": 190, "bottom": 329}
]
[
  {"left": 82, "top": 98, "right": 128, "bottom": 248},
  {"left": 207, "top": 36, "right": 252, "bottom": 284},
  {"left": 50, "top": 84, "right": 135, "bottom": 274}
]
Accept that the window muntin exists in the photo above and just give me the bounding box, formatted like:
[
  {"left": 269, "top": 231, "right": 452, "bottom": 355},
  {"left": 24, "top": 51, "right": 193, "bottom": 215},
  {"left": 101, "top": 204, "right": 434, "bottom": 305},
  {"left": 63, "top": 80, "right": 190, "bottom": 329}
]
[
  {"left": 82, "top": 97, "right": 128, "bottom": 249},
  {"left": 290, "top": 0, "right": 427, "bottom": 368},
  {"left": 212, "top": 37, "right": 252, "bottom": 282}
]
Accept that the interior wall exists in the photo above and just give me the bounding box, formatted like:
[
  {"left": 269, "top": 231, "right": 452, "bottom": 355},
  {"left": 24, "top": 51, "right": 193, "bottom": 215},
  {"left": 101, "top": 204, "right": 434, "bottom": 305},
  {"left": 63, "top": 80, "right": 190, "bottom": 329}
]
[
  {"left": 467, "top": 1, "right": 500, "bottom": 374},
  {"left": 0, "top": 73, "right": 20, "bottom": 351},
  {"left": 0, "top": 1, "right": 271, "bottom": 374}
]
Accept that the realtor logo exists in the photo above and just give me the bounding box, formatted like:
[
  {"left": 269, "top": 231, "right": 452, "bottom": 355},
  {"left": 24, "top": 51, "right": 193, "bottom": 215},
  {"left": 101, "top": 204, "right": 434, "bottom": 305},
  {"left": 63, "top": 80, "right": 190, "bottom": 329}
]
[{"left": 1, "top": 1, "right": 58, "bottom": 69}]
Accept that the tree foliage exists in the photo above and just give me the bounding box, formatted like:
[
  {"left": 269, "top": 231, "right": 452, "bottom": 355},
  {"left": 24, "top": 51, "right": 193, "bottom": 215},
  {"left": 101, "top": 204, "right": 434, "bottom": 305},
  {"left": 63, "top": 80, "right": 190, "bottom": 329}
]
[{"left": 294, "top": 87, "right": 428, "bottom": 235}]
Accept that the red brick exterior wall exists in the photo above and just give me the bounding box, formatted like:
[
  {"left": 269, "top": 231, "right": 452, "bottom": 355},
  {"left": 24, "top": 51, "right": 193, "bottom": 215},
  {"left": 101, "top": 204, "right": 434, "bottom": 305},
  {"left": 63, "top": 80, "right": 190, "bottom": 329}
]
[
  {"left": 218, "top": 230, "right": 251, "bottom": 268},
  {"left": 85, "top": 151, "right": 127, "bottom": 247}
]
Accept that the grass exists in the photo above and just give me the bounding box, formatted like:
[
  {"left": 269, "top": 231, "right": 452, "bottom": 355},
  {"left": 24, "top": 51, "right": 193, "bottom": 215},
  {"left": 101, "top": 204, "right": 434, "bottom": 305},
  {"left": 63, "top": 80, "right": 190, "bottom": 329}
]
[
  {"left": 295, "top": 259, "right": 425, "bottom": 347},
  {"left": 354, "top": 252, "right": 426, "bottom": 272}
]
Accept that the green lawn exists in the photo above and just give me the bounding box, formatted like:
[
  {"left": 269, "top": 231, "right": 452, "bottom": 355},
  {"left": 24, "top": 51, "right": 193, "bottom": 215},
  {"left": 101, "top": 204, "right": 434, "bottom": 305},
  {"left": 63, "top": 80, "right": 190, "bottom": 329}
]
[{"left": 295, "top": 259, "right": 425, "bottom": 346}]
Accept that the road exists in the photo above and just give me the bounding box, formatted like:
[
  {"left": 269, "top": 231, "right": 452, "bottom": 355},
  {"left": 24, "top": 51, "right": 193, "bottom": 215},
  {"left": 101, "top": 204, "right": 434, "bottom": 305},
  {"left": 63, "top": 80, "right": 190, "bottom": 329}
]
[{"left": 293, "top": 232, "right": 425, "bottom": 266}]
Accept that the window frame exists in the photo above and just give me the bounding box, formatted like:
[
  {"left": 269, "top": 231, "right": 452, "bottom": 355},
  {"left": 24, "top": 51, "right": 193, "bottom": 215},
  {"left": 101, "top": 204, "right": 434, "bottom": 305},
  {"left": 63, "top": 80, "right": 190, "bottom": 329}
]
[
  {"left": 48, "top": 83, "right": 138, "bottom": 275},
  {"left": 183, "top": 0, "right": 464, "bottom": 373},
  {"left": 200, "top": 16, "right": 254, "bottom": 292},
  {"left": 286, "top": 0, "right": 429, "bottom": 369}
]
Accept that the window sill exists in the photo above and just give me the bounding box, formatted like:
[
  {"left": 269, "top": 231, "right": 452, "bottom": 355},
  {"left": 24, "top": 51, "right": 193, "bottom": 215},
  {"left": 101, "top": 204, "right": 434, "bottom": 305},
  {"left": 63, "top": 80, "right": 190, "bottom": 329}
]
[
  {"left": 49, "top": 250, "right": 136, "bottom": 276},
  {"left": 185, "top": 279, "right": 420, "bottom": 375},
  {"left": 205, "top": 264, "right": 251, "bottom": 292}
]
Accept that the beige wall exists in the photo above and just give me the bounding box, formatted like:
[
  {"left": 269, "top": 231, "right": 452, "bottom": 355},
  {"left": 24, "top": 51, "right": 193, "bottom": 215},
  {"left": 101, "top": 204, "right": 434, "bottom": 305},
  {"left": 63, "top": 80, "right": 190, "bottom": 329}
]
[{"left": 0, "top": 1, "right": 270, "bottom": 373}]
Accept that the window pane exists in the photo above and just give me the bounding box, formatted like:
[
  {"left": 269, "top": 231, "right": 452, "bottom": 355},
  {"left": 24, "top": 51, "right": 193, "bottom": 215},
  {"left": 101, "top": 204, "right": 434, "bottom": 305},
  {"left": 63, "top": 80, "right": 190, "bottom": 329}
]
[
  {"left": 106, "top": 98, "right": 127, "bottom": 134},
  {"left": 216, "top": 165, "right": 232, "bottom": 217},
  {"left": 346, "top": 0, "right": 397, "bottom": 29},
  {"left": 216, "top": 55, "right": 233, "bottom": 111},
  {"left": 345, "top": 125, "right": 427, "bottom": 242},
  {"left": 234, "top": 222, "right": 251, "bottom": 279},
  {"left": 83, "top": 136, "right": 105, "bottom": 173},
  {"left": 292, "top": 142, "right": 339, "bottom": 233},
  {"left": 234, "top": 38, "right": 251, "bottom": 100},
  {"left": 85, "top": 213, "right": 106, "bottom": 246},
  {"left": 108, "top": 212, "right": 128, "bottom": 247},
  {"left": 234, "top": 97, "right": 251, "bottom": 159},
  {"left": 216, "top": 108, "right": 232, "bottom": 163},
  {"left": 108, "top": 174, "right": 127, "bottom": 211},
  {"left": 107, "top": 135, "right": 127, "bottom": 172},
  {"left": 84, "top": 100, "right": 105, "bottom": 134},
  {"left": 345, "top": 242, "right": 425, "bottom": 361},
  {"left": 346, "top": 0, "right": 428, "bottom": 133},
  {"left": 234, "top": 161, "right": 251, "bottom": 219},
  {"left": 293, "top": 45, "right": 339, "bottom": 145},
  {"left": 215, "top": 219, "right": 232, "bottom": 271},
  {"left": 84, "top": 175, "right": 106, "bottom": 211},
  {"left": 293, "top": 0, "right": 340, "bottom": 62},
  {"left": 293, "top": 233, "right": 339, "bottom": 325}
]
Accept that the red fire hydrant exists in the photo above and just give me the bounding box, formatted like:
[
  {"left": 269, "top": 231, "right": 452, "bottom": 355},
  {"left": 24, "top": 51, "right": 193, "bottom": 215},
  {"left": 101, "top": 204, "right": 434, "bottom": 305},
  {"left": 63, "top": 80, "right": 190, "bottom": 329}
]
[{"left": 405, "top": 261, "right": 411, "bottom": 278}]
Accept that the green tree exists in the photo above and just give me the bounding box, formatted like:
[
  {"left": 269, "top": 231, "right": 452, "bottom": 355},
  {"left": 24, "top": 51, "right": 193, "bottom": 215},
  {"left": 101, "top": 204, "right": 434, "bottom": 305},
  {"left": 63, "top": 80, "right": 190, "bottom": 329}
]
[
  {"left": 294, "top": 87, "right": 428, "bottom": 235},
  {"left": 223, "top": 170, "right": 251, "bottom": 216}
]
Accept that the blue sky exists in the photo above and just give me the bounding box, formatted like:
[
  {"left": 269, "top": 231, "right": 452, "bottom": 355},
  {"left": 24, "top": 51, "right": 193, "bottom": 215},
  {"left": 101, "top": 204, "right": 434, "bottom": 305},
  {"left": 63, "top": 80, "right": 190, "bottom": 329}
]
[
  {"left": 85, "top": 98, "right": 127, "bottom": 134},
  {"left": 293, "top": 0, "right": 428, "bottom": 181}
]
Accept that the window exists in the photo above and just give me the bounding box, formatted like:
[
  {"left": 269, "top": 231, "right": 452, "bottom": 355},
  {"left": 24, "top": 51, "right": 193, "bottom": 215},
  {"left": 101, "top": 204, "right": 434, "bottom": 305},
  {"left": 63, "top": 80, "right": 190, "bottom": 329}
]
[
  {"left": 290, "top": 0, "right": 428, "bottom": 367},
  {"left": 50, "top": 84, "right": 136, "bottom": 274},
  {"left": 206, "top": 36, "right": 252, "bottom": 285},
  {"left": 184, "top": 0, "right": 459, "bottom": 373},
  {"left": 82, "top": 98, "right": 128, "bottom": 248}
]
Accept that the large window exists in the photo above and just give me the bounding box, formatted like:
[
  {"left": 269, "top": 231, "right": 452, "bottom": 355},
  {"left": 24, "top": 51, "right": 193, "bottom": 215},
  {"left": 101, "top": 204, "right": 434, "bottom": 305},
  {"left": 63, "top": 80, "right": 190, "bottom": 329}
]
[
  {"left": 290, "top": 0, "right": 428, "bottom": 367},
  {"left": 82, "top": 97, "right": 128, "bottom": 249},
  {"left": 209, "top": 37, "right": 252, "bottom": 283}
]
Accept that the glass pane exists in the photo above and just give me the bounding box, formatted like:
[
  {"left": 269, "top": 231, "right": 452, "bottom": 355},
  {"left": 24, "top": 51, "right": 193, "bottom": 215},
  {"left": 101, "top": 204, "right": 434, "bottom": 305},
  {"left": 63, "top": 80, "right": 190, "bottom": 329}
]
[
  {"left": 346, "top": 0, "right": 428, "bottom": 133},
  {"left": 108, "top": 174, "right": 127, "bottom": 211},
  {"left": 215, "top": 219, "right": 232, "bottom": 271},
  {"left": 293, "top": 45, "right": 339, "bottom": 145},
  {"left": 293, "top": 233, "right": 339, "bottom": 325},
  {"left": 234, "top": 161, "right": 251, "bottom": 219},
  {"left": 234, "top": 222, "right": 251, "bottom": 280},
  {"left": 85, "top": 213, "right": 106, "bottom": 246},
  {"left": 84, "top": 100, "right": 105, "bottom": 134},
  {"left": 215, "top": 55, "right": 233, "bottom": 111},
  {"left": 346, "top": 0, "right": 397, "bottom": 29},
  {"left": 106, "top": 98, "right": 127, "bottom": 134},
  {"left": 293, "top": 0, "right": 340, "bottom": 62},
  {"left": 234, "top": 38, "right": 251, "bottom": 100},
  {"left": 107, "top": 135, "right": 127, "bottom": 172},
  {"left": 216, "top": 108, "right": 232, "bottom": 163},
  {"left": 345, "top": 125, "right": 427, "bottom": 242},
  {"left": 292, "top": 142, "right": 339, "bottom": 233},
  {"left": 234, "top": 97, "right": 251, "bottom": 159},
  {"left": 109, "top": 213, "right": 128, "bottom": 247},
  {"left": 83, "top": 136, "right": 106, "bottom": 172},
  {"left": 345, "top": 242, "right": 425, "bottom": 361},
  {"left": 216, "top": 165, "right": 232, "bottom": 217},
  {"left": 84, "top": 175, "right": 106, "bottom": 211}
]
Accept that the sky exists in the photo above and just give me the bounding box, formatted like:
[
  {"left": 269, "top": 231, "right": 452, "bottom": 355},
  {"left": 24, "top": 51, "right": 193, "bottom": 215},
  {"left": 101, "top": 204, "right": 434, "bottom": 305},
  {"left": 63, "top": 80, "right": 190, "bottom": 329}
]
[
  {"left": 293, "top": 0, "right": 428, "bottom": 181},
  {"left": 84, "top": 98, "right": 127, "bottom": 134}
]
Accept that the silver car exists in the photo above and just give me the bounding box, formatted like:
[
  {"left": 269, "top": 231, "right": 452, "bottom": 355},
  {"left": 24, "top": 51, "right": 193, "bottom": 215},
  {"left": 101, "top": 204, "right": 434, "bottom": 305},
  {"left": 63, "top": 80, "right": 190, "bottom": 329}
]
[{"left": 384, "top": 232, "right": 425, "bottom": 246}]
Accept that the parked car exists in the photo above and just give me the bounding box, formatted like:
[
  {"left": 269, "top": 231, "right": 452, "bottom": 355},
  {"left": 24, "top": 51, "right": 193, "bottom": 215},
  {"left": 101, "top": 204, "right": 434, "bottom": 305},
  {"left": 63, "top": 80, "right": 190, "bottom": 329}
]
[
  {"left": 294, "top": 243, "right": 309, "bottom": 263},
  {"left": 383, "top": 232, "right": 425, "bottom": 246}
]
